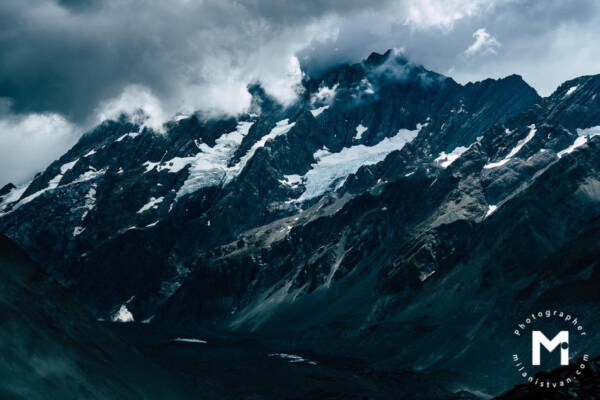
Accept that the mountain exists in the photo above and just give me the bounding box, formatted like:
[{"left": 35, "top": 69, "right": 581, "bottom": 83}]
[{"left": 1, "top": 50, "right": 600, "bottom": 397}]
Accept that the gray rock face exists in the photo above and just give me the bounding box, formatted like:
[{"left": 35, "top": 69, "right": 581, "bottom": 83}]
[{"left": 2, "top": 49, "right": 600, "bottom": 397}]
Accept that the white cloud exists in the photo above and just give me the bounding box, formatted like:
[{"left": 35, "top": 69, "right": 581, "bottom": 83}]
[
  {"left": 404, "top": 0, "right": 496, "bottom": 30},
  {"left": 95, "top": 85, "right": 168, "bottom": 131},
  {"left": 0, "top": 112, "right": 78, "bottom": 185},
  {"left": 465, "top": 28, "right": 501, "bottom": 56}
]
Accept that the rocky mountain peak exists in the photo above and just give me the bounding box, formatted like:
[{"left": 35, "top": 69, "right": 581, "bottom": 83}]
[{"left": 2, "top": 49, "right": 600, "bottom": 400}]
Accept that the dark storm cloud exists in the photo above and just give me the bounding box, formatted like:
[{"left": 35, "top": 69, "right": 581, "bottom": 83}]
[
  {"left": 2, "top": 0, "right": 599, "bottom": 123},
  {"left": 299, "top": 0, "right": 600, "bottom": 96},
  {"left": 0, "top": 0, "right": 391, "bottom": 123},
  {"left": 1, "top": 0, "right": 600, "bottom": 185}
]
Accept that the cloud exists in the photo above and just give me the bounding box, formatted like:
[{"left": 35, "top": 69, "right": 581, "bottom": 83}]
[
  {"left": 0, "top": 110, "right": 78, "bottom": 185},
  {"left": 464, "top": 28, "right": 501, "bottom": 56},
  {"left": 1, "top": 0, "right": 600, "bottom": 185}
]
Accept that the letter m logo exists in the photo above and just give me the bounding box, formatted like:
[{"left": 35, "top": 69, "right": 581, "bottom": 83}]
[{"left": 532, "top": 331, "right": 569, "bottom": 366}]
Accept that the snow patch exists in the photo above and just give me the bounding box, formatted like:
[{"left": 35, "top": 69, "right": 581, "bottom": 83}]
[
  {"left": 435, "top": 146, "right": 469, "bottom": 168},
  {"left": 420, "top": 270, "right": 436, "bottom": 282},
  {"left": 112, "top": 305, "right": 134, "bottom": 323},
  {"left": 485, "top": 205, "right": 497, "bottom": 218},
  {"left": 279, "top": 174, "right": 302, "bottom": 187},
  {"left": 172, "top": 113, "right": 190, "bottom": 122},
  {"left": 115, "top": 132, "right": 140, "bottom": 142},
  {"left": 144, "top": 157, "right": 192, "bottom": 174},
  {"left": 269, "top": 353, "right": 317, "bottom": 366},
  {"left": 141, "top": 315, "right": 155, "bottom": 324},
  {"left": 354, "top": 124, "right": 368, "bottom": 140},
  {"left": 484, "top": 124, "right": 536, "bottom": 169},
  {"left": 563, "top": 85, "right": 579, "bottom": 99},
  {"left": 557, "top": 126, "right": 600, "bottom": 158},
  {"left": 558, "top": 136, "right": 588, "bottom": 158},
  {"left": 137, "top": 196, "right": 164, "bottom": 213},
  {"left": 79, "top": 185, "right": 97, "bottom": 220},
  {"left": 577, "top": 125, "right": 600, "bottom": 137},
  {"left": 310, "top": 105, "right": 329, "bottom": 117},
  {"left": 173, "top": 338, "right": 207, "bottom": 344}
]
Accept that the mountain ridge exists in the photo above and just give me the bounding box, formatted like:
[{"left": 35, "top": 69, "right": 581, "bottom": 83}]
[{"left": 1, "top": 49, "right": 600, "bottom": 397}]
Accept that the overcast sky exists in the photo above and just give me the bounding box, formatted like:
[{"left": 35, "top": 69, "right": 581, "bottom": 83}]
[{"left": 1, "top": 0, "right": 599, "bottom": 186}]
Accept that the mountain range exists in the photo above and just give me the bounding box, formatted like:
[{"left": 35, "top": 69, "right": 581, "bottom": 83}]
[{"left": 2, "top": 49, "right": 600, "bottom": 399}]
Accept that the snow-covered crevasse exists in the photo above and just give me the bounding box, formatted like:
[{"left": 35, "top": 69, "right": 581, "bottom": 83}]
[{"left": 294, "top": 124, "right": 424, "bottom": 202}]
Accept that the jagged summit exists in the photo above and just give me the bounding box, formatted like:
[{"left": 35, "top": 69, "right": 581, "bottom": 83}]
[{"left": 363, "top": 48, "right": 395, "bottom": 66}]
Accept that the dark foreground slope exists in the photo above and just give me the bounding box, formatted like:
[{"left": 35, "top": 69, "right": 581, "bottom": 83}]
[{"left": 0, "top": 234, "right": 188, "bottom": 400}]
